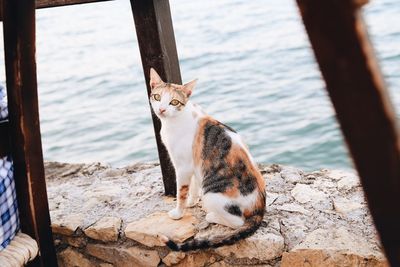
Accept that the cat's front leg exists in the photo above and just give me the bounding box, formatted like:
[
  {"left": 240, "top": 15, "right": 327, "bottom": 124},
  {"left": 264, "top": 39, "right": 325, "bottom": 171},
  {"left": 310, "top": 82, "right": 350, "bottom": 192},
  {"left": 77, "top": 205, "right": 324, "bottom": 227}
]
[
  {"left": 168, "top": 169, "right": 193, "bottom": 220},
  {"left": 187, "top": 176, "right": 200, "bottom": 207}
]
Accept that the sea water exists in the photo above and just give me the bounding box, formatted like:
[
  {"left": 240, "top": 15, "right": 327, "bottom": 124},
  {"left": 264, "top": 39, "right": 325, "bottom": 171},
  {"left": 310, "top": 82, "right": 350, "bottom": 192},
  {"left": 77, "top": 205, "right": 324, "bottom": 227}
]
[{"left": 0, "top": 0, "right": 398, "bottom": 171}]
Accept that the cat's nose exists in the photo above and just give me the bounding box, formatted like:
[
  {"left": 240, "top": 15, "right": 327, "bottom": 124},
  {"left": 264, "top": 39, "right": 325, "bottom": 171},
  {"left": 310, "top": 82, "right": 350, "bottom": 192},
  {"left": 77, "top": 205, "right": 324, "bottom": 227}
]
[{"left": 159, "top": 108, "right": 166, "bottom": 114}]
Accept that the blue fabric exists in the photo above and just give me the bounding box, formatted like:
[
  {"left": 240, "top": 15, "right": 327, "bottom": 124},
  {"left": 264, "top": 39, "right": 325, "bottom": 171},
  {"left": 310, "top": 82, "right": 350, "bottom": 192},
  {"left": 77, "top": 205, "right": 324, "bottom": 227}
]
[{"left": 0, "top": 85, "right": 19, "bottom": 251}]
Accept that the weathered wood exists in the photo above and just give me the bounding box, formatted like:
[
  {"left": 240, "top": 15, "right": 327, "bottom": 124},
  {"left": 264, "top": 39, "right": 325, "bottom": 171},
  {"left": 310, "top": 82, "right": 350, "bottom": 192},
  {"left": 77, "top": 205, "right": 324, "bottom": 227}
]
[
  {"left": 35, "top": 0, "right": 113, "bottom": 9},
  {"left": 0, "top": 0, "right": 113, "bottom": 20},
  {"left": 296, "top": 0, "right": 400, "bottom": 265},
  {"left": 2, "top": 1, "right": 58, "bottom": 266},
  {"left": 130, "top": 0, "right": 181, "bottom": 196},
  {"left": 0, "top": 121, "right": 10, "bottom": 158}
]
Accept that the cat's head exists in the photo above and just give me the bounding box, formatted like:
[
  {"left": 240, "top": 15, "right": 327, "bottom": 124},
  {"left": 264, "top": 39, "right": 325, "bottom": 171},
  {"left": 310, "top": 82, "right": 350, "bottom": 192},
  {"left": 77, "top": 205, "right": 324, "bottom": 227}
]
[{"left": 149, "top": 68, "right": 197, "bottom": 119}]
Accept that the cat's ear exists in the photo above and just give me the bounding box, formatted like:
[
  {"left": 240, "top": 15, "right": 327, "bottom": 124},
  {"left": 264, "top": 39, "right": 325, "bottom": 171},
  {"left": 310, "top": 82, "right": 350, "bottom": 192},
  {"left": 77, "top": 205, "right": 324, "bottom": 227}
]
[
  {"left": 182, "top": 79, "right": 198, "bottom": 97},
  {"left": 149, "top": 68, "right": 164, "bottom": 89}
]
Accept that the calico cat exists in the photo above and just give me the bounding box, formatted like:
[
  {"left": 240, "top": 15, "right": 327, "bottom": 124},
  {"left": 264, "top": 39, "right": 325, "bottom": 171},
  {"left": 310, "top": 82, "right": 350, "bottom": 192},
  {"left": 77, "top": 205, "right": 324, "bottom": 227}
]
[{"left": 149, "top": 68, "right": 266, "bottom": 251}]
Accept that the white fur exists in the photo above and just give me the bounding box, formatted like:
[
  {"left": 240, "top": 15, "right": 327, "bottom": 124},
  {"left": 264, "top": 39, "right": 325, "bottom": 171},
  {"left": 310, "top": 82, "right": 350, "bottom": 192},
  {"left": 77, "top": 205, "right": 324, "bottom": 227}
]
[
  {"left": 151, "top": 93, "right": 255, "bottom": 228},
  {"left": 151, "top": 98, "right": 205, "bottom": 219}
]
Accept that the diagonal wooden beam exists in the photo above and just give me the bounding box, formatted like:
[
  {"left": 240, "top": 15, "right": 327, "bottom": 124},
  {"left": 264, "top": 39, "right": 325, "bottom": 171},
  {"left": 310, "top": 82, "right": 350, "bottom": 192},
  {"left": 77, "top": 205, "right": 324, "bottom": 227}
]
[
  {"left": 2, "top": 0, "right": 58, "bottom": 266},
  {"left": 0, "top": 0, "right": 113, "bottom": 20},
  {"left": 130, "top": 0, "right": 181, "bottom": 196},
  {"left": 296, "top": 0, "right": 400, "bottom": 265}
]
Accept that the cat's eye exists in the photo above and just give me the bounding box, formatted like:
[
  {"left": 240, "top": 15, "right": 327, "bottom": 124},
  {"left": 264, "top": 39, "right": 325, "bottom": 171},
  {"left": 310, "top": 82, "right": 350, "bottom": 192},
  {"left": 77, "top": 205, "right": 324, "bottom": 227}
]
[
  {"left": 170, "top": 99, "right": 180, "bottom": 106},
  {"left": 152, "top": 94, "right": 161, "bottom": 101}
]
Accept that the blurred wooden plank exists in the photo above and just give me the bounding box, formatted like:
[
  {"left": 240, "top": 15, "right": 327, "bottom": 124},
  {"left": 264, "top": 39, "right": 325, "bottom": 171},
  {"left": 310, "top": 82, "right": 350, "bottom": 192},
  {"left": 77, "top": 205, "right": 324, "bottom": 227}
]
[
  {"left": 35, "top": 0, "right": 113, "bottom": 9},
  {"left": 2, "top": 1, "right": 58, "bottom": 266},
  {"left": 0, "top": 0, "right": 113, "bottom": 20},
  {"left": 0, "top": 121, "right": 10, "bottom": 158},
  {"left": 130, "top": 0, "right": 181, "bottom": 196},
  {"left": 296, "top": 0, "right": 400, "bottom": 265}
]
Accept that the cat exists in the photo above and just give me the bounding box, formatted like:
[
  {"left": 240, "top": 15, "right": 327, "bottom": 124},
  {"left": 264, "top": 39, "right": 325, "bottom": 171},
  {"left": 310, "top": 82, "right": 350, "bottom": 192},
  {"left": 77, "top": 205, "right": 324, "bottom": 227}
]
[{"left": 149, "top": 68, "right": 266, "bottom": 251}]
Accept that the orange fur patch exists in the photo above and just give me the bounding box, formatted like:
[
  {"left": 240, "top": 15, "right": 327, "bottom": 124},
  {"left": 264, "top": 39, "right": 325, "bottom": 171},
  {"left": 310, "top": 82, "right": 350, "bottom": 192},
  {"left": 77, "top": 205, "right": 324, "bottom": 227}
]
[
  {"left": 193, "top": 117, "right": 211, "bottom": 167},
  {"left": 179, "top": 185, "right": 189, "bottom": 201},
  {"left": 223, "top": 179, "right": 240, "bottom": 197},
  {"left": 243, "top": 209, "right": 252, "bottom": 218}
]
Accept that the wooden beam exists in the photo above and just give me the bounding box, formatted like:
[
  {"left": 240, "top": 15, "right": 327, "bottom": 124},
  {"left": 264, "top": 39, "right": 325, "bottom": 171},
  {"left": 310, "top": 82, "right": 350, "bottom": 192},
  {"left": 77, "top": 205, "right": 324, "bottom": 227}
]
[
  {"left": 0, "top": 121, "right": 10, "bottom": 158},
  {"left": 296, "top": 0, "right": 400, "bottom": 265},
  {"left": 35, "top": 0, "right": 113, "bottom": 9},
  {"left": 130, "top": 0, "right": 181, "bottom": 196},
  {"left": 0, "top": 0, "right": 113, "bottom": 20},
  {"left": 2, "top": 1, "right": 58, "bottom": 266}
]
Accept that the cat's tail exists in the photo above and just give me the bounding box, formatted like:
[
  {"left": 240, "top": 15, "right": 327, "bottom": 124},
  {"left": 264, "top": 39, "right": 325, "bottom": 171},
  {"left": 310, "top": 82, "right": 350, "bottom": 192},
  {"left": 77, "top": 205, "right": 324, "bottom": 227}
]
[{"left": 160, "top": 205, "right": 265, "bottom": 252}]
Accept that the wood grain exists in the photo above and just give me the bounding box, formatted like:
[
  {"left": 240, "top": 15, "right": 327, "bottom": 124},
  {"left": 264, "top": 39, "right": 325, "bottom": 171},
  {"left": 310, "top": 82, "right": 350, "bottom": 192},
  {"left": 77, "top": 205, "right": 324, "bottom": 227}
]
[
  {"left": 130, "top": 0, "right": 181, "bottom": 196},
  {"left": 2, "top": 0, "right": 58, "bottom": 266},
  {"left": 296, "top": 0, "right": 400, "bottom": 265}
]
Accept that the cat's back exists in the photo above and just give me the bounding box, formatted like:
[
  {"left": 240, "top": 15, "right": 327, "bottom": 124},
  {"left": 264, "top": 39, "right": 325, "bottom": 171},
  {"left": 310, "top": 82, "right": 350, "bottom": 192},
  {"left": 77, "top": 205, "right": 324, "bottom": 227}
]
[{"left": 193, "top": 116, "right": 265, "bottom": 193}]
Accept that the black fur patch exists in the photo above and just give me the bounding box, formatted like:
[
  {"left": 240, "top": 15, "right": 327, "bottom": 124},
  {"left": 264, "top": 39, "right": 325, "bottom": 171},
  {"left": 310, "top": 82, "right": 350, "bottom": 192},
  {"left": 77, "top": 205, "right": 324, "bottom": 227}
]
[
  {"left": 224, "top": 204, "right": 242, "bottom": 217},
  {"left": 218, "top": 122, "right": 237, "bottom": 133},
  {"left": 202, "top": 121, "right": 234, "bottom": 194},
  {"left": 201, "top": 120, "right": 257, "bottom": 196}
]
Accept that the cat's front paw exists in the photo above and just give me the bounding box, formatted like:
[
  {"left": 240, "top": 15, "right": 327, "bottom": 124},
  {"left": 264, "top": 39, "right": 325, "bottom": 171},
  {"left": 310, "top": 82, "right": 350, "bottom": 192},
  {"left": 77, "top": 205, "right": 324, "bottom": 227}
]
[{"left": 168, "top": 208, "right": 183, "bottom": 220}]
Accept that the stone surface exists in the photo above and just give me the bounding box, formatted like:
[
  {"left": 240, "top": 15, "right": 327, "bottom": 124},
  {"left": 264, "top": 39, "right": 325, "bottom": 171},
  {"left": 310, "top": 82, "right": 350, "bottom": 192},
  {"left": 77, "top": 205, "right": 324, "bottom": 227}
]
[
  {"left": 277, "top": 203, "right": 310, "bottom": 215},
  {"left": 175, "top": 252, "right": 215, "bottom": 267},
  {"left": 280, "top": 166, "right": 303, "bottom": 183},
  {"left": 337, "top": 174, "right": 360, "bottom": 191},
  {"left": 86, "top": 244, "right": 160, "bottom": 267},
  {"left": 125, "top": 212, "right": 198, "bottom": 247},
  {"left": 63, "top": 236, "right": 87, "bottom": 248},
  {"left": 291, "top": 183, "right": 327, "bottom": 204},
  {"left": 162, "top": 251, "right": 186, "bottom": 266},
  {"left": 84, "top": 216, "right": 121, "bottom": 242},
  {"left": 281, "top": 227, "right": 389, "bottom": 267},
  {"left": 333, "top": 197, "right": 364, "bottom": 215},
  {"left": 58, "top": 248, "right": 93, "bottom": 267},
  {"left": 215, "top": 232, "right": 284, "bottom": 262},
  {"left": 45, "top": 162, "right": 388, "bottom": 267},
  {"left": 52, "top": 214, "right": 84, "bottom": 236}
]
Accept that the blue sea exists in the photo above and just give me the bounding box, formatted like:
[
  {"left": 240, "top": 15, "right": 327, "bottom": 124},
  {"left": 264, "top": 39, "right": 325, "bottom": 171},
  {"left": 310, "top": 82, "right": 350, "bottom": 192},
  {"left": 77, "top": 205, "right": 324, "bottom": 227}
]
[{"left": 0, "top": 0, "right": 399, "bottom": 171}]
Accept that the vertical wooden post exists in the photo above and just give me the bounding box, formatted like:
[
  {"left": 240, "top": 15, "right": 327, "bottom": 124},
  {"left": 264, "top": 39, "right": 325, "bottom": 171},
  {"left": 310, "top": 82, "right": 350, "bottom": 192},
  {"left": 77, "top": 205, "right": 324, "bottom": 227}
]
[
  {"left": 296, "top": 0, "right": 400, "bottom": 265},
  {"left": 130, "top": 0, "right": 181, "bottom": 196},
  {"left": 2, "top": 0, "right": 58, "bottom": 266}
]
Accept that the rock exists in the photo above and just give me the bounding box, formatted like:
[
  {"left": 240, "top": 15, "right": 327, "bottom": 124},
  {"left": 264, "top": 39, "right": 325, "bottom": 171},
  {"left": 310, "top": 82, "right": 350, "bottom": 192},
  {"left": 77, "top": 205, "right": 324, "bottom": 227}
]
[
  {"left": 209, "top": 262, "right": 230, "bottom": 267},
  {"left": 266, "top": 192, "right": 279, "bottom": 206},
  {"left": 58, "top": 248, "right": 93, "bottom": 267},
  {"left": 86, "top": 244, "right": 160, "bottom": 267},
  {"left": 84, "top": 217, "right": 121, "bottom": 242},
  {"left": 125, "top": 212, "right": 198, "bottom": 247},
  {"left": 215, "top": 232, "right": 284, "bottom": 261},
  {"left": 291, "top": 183, "right": 327, "bottom": 204},
  {"left": 325, "top": 169, "right": 349, "bottom": 180},
  {"left": 281, "top": 227, "right": 388, "bottom": 267},
  {"left": 280, "top": 167, "right": 302, "bottom": 183},
  {"left": 175, "top": 252, "right": 214, "bottom": 267},
  {"left": 99, "top": 264, "right": 113, "bottom": 267},
  {"left": 45, "top": 162, "right": 389, "bottom": 266},
  {"left": 333, "top": 197, "right": 364, "bottom": 215},
  {"left": 162, "top": 251, "right": 186, "bottom": 266},
  {"left": 337, "top": 175, "right": 360, "bottom": 191},
  {"left": 63, "top": 236, "right": 87, "bottom": 248},
  {"left": 277, "top": 203, "right": 310, "bottom": 215},
  {"left": 52, "top": 214, "right": 84, "bottom": 236}
]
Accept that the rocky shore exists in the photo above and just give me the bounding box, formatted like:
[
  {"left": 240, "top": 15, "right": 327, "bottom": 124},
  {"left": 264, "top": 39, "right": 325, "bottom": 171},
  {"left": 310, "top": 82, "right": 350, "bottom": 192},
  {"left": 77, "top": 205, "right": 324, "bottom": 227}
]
[{"left": 45, "top": 162, "right": 388, "bottom": 267}]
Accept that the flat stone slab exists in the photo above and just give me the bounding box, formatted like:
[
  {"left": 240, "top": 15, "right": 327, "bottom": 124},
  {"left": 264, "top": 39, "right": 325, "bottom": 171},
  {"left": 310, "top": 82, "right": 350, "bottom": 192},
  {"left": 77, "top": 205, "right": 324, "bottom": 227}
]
[
  {"left": 125, "top": 212, "right": 198, "bottom": 247},
  {"left": 84, "top": 216, "right": 121, "bottom": 242},
  {"left": 281, "top": 227, "right": 389, "bottom": 267}
]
